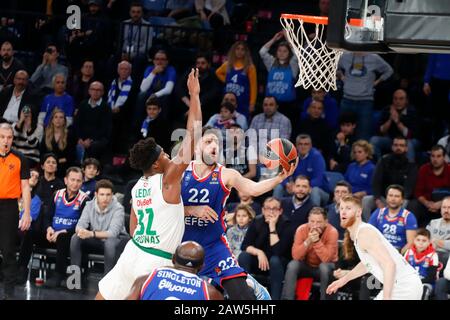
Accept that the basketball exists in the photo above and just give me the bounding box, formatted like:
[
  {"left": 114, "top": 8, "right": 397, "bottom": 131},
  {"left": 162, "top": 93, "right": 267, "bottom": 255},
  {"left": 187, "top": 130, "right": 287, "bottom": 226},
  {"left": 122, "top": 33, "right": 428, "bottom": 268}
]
[{"left": 262, "top": 138, "right": 297, "bottom": 172}]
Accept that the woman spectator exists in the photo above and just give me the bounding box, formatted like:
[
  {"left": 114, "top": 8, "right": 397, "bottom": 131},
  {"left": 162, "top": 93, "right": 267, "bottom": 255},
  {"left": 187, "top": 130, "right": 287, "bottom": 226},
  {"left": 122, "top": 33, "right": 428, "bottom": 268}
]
[
  {"left": 259, "top": 31, "right": 299, "bottom": 123},
  {"left": 135, "top": 49, "right": 176, "bottom": 124},
  {"left": 12, "top": 106, "right": 43, "bottom": 168},
  {"left": 41, "top": 108, "right": 75, "bottom": 177},
  {"left": 344, "top": 140, "right": 376, "bottom": 200},
  {"left": 216, "top": 41, "right": 257, "bottom": 119}
]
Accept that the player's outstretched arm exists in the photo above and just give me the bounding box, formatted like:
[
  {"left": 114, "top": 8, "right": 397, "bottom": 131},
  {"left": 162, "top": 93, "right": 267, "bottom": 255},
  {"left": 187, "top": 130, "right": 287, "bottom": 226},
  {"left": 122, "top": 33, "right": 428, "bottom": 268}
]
[
  {"left": 326, "top": 261, "right": 368, "bottom": 295},
  {"left": 225, "top": 158, "right": 298, "bottom": 197},
  {"left": 359, "top": 228, "right": 396, "bottom": 300},
  {"left": 165, "top": 68, "right": 202, "bottom": 184},
  {"left": 126, "top": 275, "right": 148, "bottom": 300}
]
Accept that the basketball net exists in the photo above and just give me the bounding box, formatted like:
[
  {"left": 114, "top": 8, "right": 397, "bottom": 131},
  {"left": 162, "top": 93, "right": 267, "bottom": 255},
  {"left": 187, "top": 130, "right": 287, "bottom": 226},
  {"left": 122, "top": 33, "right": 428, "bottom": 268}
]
[{"left": 280, "top": 15, "right": 343, "bottom": 92}]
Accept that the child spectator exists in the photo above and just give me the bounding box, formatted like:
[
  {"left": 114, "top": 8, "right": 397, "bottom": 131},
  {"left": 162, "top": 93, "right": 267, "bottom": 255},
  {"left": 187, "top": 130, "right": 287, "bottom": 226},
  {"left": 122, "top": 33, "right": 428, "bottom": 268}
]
[
  {"left": 329, "top": 112, "right": 357, "bottom": 173},
  {"left": 139, "top": 97, "right": 171, "bottom": 152},
  {"left": 404, "top": 228, "right": 440, "bottom": 297},
  {"left": 81, "top": 158, "right": 100, "bottom": 199},
  {"left": 226, "top": 204, "right": 255, "bottom": 258},
  {"left": 206, "top": 101, "right": 248, "bottom": 136}
]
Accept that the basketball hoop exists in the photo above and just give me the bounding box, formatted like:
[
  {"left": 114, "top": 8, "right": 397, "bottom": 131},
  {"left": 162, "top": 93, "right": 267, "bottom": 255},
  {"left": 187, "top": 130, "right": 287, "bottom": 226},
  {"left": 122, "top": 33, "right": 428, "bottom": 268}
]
[{"left": 280, "top": 14, "right": 362, "bottom": 92}]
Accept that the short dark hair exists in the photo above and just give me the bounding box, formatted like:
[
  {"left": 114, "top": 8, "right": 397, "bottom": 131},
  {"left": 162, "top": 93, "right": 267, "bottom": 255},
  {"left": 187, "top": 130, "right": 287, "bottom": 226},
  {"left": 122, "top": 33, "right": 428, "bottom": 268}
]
[
  {"left": 41, "top": 152, "right": 58, "bottom": 165},
  {"left": 129, "top": 137, "right": 161, "bottom": 172},
  {"left": 263, "top": 197, "right": 281, "bottom": 207},
  {"left": 202, "top": 125, "right": 221, "bottom": 138},
  {"left": 416, "top": 228, "right": 431, "bottom": 239},
  {"left": 146, "top": 97, "right": 160, "bottom": 108},
  {"left": 294, "top": 175, "right": 310, "bottom": 185},
  {"left": 264, "top": 96, "right": 278, "bottom": 105},
  {"left": 220, "top": 101, "right": 236, "bottom": 113},
  {"left": 339, "top": 112, "right": 357, "bottom": 125},
  {"left": 95, "top": 179, "right": 114, "bottom": 192},
  {"left": 309, "top": 207, "right": 327, "bottom": 219},
  {"left": 335, "top": 180, "right": 352, "bottom": 193},
  {"left": 130, "top": 1, "right": 143, "bottom": 9},
  {"left": 82, "top": 158, "right": 100, "bottom": 171},
  {"left": 393, "top": 135, "right": 407, "bottom": 143},
  {"left": 431, "top": 145, "right": 446, "bottom": 156},
  {"left": 385, "top": 184, "right": 405, "bottom": 198},
  {"left": 196, "top": 52, "right": 211, "bottom": 63},
  {"left": 65, "top": 166, "right": 83, "bottom": 178}
]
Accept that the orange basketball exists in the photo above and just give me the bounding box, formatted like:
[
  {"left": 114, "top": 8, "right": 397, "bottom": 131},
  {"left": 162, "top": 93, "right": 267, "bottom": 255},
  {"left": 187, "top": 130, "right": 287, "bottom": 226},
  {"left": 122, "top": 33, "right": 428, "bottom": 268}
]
[{"left": 262, "top": 138, "right": 298, "bottom": 172}]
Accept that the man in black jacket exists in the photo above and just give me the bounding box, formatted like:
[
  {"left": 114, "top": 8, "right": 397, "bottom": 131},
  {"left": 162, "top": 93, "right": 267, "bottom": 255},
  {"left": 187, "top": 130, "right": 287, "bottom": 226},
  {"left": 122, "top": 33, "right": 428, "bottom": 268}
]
[
  {"left": 362, "top": 136, "right": 418, "bottom": 221},
  {"left": 238, "top": 197, "right": 293, "bottom": 300},
  {"left": 72, "top": 81, "right": 112, "bottom": 164},
  {"left": 282, "top": 175, "right": 315, "bottom": 236},
  {"left": 0, "top": 70, "right": 39, "bottom": 124},
  {"left": 174, "top": 53, "right": 221, "bottom": 125},
  {"left": 0, "top": 41, "right": 26, "bottom": 90}
]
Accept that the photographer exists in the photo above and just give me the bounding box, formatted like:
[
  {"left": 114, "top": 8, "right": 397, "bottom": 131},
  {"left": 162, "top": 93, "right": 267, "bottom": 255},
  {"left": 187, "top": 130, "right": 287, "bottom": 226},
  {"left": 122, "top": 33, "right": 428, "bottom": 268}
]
[{"left": 12, "top": 105, "right": 43, "bottom": 167}]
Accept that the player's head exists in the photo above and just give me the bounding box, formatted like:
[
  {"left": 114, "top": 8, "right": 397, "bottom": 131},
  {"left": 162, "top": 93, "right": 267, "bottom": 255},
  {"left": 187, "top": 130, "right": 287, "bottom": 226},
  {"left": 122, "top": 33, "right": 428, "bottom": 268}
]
[
  {"left": 339, "top": 195, "right": 362, "bottom": 229},
  {"left": 197, "top": 126, "right": 221, "bottom": 166},
  {"left": 173, "top": 241, "right": 205, "bottom": 274},
  {"left": 129, "top": 137, "right": 169, "bottom": 175},
  {"left": 413, "top": 228, "right": 431, "bottom": 253},
  {"left": 385, "top": 184, "right": 404, "bottom": 211}
]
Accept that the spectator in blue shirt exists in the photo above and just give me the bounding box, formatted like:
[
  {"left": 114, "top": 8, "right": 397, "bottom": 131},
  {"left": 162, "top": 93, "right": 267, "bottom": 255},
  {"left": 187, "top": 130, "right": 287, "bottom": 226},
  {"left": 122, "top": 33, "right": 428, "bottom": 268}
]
[
  {"left": 344, "top": 140, "right": 375, "bottom": 199},
  {"left": 38, "top": 73, "right": 75, "bottom": 127},
  {"left": 134, "top": 49, "right": 177, "bottom": 127},
  {"left": 423, "top": 54, "right": 450, "bottom": 141},
  {"left": 281, "top": 134, "right": 330, "bottom": 207},
  {"left": 302, "top": 88, "right": 339, "bottom": 131},
  {"left": 369, "top": 184, "right": 418, "bottom": 254}
]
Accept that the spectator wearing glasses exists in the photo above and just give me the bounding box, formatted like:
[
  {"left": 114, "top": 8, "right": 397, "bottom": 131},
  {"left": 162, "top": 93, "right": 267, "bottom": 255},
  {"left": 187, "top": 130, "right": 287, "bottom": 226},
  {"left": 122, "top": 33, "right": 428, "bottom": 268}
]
[{"left": 239, "top": 197, "right": 293, "bottom": 300}]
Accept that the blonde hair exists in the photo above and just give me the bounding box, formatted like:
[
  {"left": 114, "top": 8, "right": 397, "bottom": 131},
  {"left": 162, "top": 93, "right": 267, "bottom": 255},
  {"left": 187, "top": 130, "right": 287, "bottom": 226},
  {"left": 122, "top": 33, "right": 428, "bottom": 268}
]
[
  {"left": 232, "top": 204, "right": 256, "bottom": 226},
  {"left": 45, "top": 108, "right": 68, "bottom": 151},
  {"left": 351, "top": 139, "right": 374, "bottom": 160},
  {"left": 340, "top": 195, "right": 362, "bottom": 261},
  {"left": 227, "top": 41, "right": 254, "bottom": 73}
]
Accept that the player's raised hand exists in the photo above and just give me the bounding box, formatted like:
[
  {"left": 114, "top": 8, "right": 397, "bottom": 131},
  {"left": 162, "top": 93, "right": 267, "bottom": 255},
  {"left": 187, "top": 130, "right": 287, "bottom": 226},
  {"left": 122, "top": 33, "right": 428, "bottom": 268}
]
[{"left": 187, "top": 68, "right": 200, "bottom": 96}]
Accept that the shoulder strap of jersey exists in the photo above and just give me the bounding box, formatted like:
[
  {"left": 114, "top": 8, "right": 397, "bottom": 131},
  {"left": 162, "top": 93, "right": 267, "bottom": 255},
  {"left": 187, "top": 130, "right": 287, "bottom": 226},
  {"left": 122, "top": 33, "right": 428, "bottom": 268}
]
[
  {"left": 54, "top": 189, "right": 64, "bottom": 203},
  {"left": 377, "top": 207, "right": 386, "bottom": 225}
]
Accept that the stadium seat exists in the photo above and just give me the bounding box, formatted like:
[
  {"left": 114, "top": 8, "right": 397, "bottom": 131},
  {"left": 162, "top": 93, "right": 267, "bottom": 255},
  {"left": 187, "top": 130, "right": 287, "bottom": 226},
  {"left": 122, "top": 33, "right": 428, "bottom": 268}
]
[
  {"left": 325, "top": 171, "right": 345, "bottom": 192},
  {"left": 143, "top": 0, "right": 167, "bottom": 12}
]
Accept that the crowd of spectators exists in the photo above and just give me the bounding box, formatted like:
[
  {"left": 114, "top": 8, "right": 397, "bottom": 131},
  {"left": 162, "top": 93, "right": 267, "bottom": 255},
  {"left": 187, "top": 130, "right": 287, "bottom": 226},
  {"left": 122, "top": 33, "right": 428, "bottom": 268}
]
[{"left": 0, "top": 0, "right": 450, "bottom": 300}]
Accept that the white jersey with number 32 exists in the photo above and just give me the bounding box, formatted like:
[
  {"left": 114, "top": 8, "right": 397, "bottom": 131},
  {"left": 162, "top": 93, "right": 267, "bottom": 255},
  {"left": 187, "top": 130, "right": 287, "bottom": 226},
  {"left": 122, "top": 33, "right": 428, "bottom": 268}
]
[{"left": 131, "top": 174, "right": 184, "bottom": 254}]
